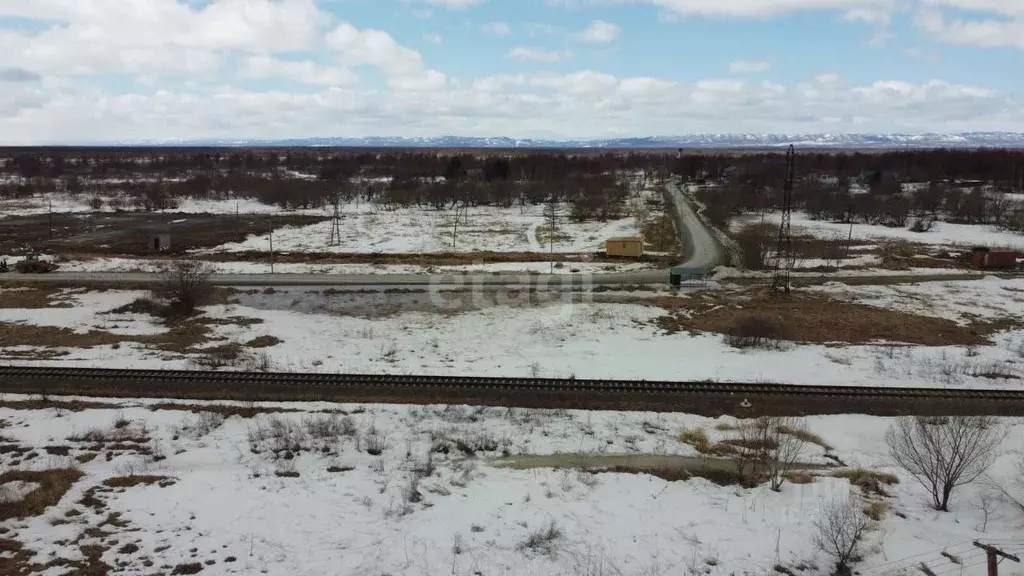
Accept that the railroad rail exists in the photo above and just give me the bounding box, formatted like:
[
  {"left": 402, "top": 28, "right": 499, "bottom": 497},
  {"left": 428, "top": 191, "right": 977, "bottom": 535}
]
[{"left": 1, "top": 366, "right": 1023, "bottom": 416}]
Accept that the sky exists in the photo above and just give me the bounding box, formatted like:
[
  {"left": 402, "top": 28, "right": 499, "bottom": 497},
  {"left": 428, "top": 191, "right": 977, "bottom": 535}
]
[{"left": 0, "top": 0, "right": 1021, "bottom": 143}]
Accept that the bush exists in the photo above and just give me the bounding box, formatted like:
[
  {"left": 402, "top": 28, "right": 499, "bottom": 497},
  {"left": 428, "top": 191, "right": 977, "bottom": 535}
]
[
  {"left": 518, "top": 520, "right": 563, "bottom": 557},
  {"left": 725, "top": 316, "right": 785, "bottom": 349},
  {"left": 157, "top": 260, "right": 214, "bottom": 320}
]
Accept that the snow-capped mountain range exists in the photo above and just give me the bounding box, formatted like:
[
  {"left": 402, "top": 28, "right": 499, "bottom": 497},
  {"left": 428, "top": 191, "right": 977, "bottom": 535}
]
[{"left": 106, "top": 133, "right": 1024, "bottom": 149}]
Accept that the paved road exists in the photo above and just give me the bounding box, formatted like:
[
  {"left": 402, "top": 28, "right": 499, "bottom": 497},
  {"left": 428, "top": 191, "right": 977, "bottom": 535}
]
[{"left": 0, "top": 186, "right": 722, "bottom": 288}]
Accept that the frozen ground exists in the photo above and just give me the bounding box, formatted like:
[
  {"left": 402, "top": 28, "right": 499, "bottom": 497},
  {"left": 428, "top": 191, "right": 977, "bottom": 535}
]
[
  {"left": 733, "top": 212, "right": 1024, "bottom": 251},
  {"left": 1, "top": 193, "right": 648, "bottom": 255},
  {"left": 0, "top": 399, "right": 1021, "bottom": 576},
  {"left": 200, "top": 202, "right": 641, "bottom": 255},
  {"left": 3, "top": 278, "right": 1024, "bottom": 388}
]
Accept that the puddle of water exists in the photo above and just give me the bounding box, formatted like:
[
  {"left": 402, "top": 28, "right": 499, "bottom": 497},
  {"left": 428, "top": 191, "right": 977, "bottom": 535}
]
[
  {"left": 233, "top": 287, "right": 588, "bottom": 318},
  {"left": 491, "top": 453, "right": 830, "bottom": 475}
]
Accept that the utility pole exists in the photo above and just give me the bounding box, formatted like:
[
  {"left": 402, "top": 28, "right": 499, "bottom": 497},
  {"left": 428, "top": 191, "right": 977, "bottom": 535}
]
[
  {"left": 544, "top": 196, "right": 559, "bottom": 274},
  {"left": 269, "top": 213, "right": 275, "bottom": 274},
  {"left": 48, "top": 199, "right": 53, "bottom": 239},
  {"left": 973, "top": 541, "right": 1020, "bottom": 576}
]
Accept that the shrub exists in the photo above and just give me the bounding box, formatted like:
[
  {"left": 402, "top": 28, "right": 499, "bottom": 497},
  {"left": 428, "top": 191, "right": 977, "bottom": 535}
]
[
  {"left": 864, "top": 501, "right": 888, "bottom": 521},
  {"left": 725, "top": 316, "right": 785, "bottom": 349},
  {"left": 157, "top": 260, "right": 215, "bottom": 321},
  {"left": 518, "top": 521, "right": 563, "bottom": 557}
]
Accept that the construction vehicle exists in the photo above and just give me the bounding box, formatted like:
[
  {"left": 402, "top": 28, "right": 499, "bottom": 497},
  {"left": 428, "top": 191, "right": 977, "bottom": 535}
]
[{"left": 15, "top": 254, "right": 58, "bottom": 274}]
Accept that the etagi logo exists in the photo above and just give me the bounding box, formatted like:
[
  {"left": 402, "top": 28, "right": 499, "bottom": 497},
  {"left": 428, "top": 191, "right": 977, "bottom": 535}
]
[{"left": 425, "top": 267, "right": 596, "bottom": 323}]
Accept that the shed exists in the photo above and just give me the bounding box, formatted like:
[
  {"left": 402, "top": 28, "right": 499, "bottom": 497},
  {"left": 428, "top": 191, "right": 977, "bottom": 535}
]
[
  {"left": 605, "top": 236, "right": 644, "bottom": 258},
  {"left": 151, "top": 234, "right": 171, "bottom": 252},
  {"left": 971, "top": 246, "right": 1017, "bottom": 269}
]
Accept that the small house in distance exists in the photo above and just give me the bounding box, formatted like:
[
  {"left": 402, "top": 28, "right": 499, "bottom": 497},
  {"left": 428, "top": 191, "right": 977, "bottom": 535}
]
[
  {"left": 605, "top": 236, "right": 644, "bottom": 258},
  {"left": 970, "top": 246, "right": 1017, "bottom": 269}
]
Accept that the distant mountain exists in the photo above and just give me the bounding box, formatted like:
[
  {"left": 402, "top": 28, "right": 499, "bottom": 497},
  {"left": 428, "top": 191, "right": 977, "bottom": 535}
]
[{"left": 107, "top": 132, "right": 1024, "bottom": 149}]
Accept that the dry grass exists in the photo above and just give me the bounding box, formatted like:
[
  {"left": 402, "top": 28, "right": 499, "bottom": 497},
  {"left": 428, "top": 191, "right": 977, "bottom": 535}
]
[
  {"left": 831, "top": 468, "right": 899, "bottom": 496},
  {"left": 654, "top": 289, "right": 1013, "bottom": 346},
  {"left": 0, "top": 288, "right": 74, "bottom": 309},
  {"left": 0, "top": 319, "right": 219, "bottom": 356},
  {"left": 864, "top": 501, "right": 889, "bottom": 520},
  {"left": 777, "top": 424, "right": 834, "bottom": 451},
  {"left": 678, "top": 427, "right": 709, "bottom": 449},
  {"left": 245, "top": 335, "right": 283, "bottom": 348},
  {"left": 677, "top": 427, "right": 739, "bottom": 456},
  {"left": 0, "top": 468, "right": 85, "bottom": 520},
  {"left": 102, "top": 475, "right": 176, "bottom": 488}
]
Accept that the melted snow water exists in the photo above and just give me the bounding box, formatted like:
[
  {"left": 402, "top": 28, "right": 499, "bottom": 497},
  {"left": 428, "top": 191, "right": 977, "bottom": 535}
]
[
  {"left": 491, "top": 453, "right": 830, "bottom": 474},
  {"left": 233, "top": 286, "right": 594, "bottom": 318}
]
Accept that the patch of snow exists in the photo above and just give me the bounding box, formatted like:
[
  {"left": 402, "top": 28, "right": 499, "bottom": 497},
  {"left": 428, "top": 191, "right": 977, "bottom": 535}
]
[
  {"left": 0, "top": 402, "right": 1021, "bottom": 576},
  {"left": 734, "top": 212, "right": 1024, "bottom": 250}
]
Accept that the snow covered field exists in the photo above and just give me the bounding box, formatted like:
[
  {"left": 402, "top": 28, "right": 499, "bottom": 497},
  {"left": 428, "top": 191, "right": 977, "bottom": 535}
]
[
  {"left": 0, "top": 399, "right": 1021, "bottom": 576},
  {"left": 1, "top": 192, "right": 648, "bottom": 255},
  {"left": 4, "top": 277, "right": 1024, "bottom": 388},
  {"left": 201, "top": 202, "right": 640, "bottom": 255},
  {"left": 733, "top": 211, "right": 1024, "bottom": 251}
]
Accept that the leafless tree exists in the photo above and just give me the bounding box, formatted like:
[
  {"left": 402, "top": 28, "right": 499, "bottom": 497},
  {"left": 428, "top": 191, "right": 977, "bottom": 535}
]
[
  {"left": 158, "top": 259, "right": 215, "bottom": 319},
  {"left": 812, "top": 494, "right": 875, "bottom": 576},
  {"left": 734, "top": 416, "right": 809, "bottom": 491},
  {"left": 766, "top": 417, "right": 810, "bottom": 491},
  {"left": 885, "top": 416, "right": 1006, "bottom": 512}
]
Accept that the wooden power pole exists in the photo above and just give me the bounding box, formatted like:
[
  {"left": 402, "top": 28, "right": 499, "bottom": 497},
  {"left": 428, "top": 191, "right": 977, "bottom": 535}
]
[{"left": 974, "top": 541, "right": 1020, "bottom": 576}]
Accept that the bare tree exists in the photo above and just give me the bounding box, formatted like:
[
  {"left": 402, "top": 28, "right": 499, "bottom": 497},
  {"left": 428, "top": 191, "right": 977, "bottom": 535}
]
[
  {"left": 158, "top": 259, "right": 215, "bottom": 319},
  {"left": 812, "top": 494, "right": 876, "bottom": 576},
  {"left": 885, "top": 416, "right": 1006, "bottom": 512},
  {"left": 734, "top": 416, "right": 809, "bottom": 491},
  {"left": 766, "top": 417, "right": 810, "bottom": 491}
]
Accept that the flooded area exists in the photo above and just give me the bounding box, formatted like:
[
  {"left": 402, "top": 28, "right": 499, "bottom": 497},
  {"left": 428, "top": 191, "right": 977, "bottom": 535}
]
[
  {"left": 231, "top": 286, "right": 630, "bottom": 318},
  {"left": 490, "top": 453, "right": 833, "bottom": 482}
]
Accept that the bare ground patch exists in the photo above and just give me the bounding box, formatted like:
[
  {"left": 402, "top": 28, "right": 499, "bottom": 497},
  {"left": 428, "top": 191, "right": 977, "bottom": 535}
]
[
  {"left": 0, "top": 288, "right": 75, "bottom": 309},
  {"left": 0, "top": 468, "right": 85, "bottom": 521},
  {"left": 652, "top": 289, "right": 1017, "bottom": 346}
]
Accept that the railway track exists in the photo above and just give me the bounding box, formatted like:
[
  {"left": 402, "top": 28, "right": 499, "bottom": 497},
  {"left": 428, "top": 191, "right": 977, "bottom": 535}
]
[{"left": 2, "top": 366, "right": 1023, "bottom": 416}]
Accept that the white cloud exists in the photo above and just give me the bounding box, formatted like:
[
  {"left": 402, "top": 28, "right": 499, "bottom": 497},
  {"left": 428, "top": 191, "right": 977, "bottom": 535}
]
[
  {"left": 0, "top": 0, "right": 1020, "bottom": 142},
  {"left": 574, "top": 20, "right": 621, "bottom": 43},
  {"left": 416, "top": 0, "right": 487, "bottom": 8},
  {"left": 243, "top": 56, "right": 358, "bottom": 86},
  {"left": 2, "top": 69, "right": 1017, "bottom": 144},
  {"left": 728, "top": 60, "right": 772, "bottom": 73},
  {"left": 0, "top": 0, "right": 324, "bottom": 77},
  {"left": 424, "top": 33, "right": 443, "bottom": 44},
  {"left": 560, "top": 0, "right": 901, "bottom": 18},
  {"left": 507, "top": 47, "right": 574, "bottom": 62},
  {"left": 916, "top": 9, "right": 1024, "bottom": 48},
  {"left": 481, "top": 22, "right": 512, "bottom": 36},
  {"left": 920, "top": 0, "right": 1024, "bottom": 16}
]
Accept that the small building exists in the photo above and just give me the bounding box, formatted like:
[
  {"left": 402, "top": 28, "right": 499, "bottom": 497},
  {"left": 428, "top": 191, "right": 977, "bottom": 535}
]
[
  {"left": 605, "top": 236, "right": 644, "bottom": 258},
  {"left": 151, "top": 234, "right": 171, "bottom": 252},
  {"left": 971, "top": 246, "right": 1017, "bottom": 269}
]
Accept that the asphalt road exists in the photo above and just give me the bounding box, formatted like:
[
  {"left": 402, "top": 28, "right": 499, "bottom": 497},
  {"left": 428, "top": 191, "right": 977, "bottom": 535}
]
[{"left": 0, "top": 186, "right": 723, "bottom": 288}]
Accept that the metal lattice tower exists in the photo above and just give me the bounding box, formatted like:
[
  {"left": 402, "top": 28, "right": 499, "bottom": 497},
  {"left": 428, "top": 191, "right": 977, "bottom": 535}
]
[
  {"left": 328, "top": 194, "right": 342, "bottom": 246},
  {"left": 771, "top": 145, "right": 796, "bottom": 293}
]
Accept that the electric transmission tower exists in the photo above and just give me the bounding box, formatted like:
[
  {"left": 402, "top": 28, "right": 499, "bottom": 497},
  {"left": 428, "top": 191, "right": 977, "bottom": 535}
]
[
  {"left": 328, "top": 193, "right": 342, "bottom": 246},
  {"left": 771, "top": 145, "right": 796, "bottom": 293}
]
